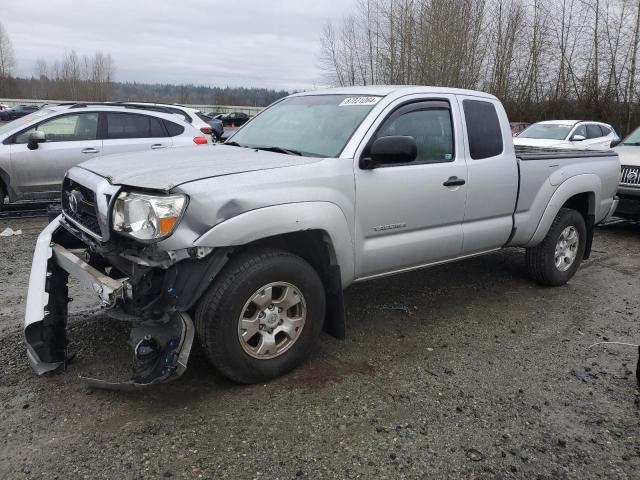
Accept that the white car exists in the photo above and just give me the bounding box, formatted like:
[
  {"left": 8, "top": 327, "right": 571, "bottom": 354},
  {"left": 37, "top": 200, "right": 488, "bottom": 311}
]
[
  {"left": 514, "top": 120, "right": 619, "bottom": 150},
  {"left": 0, "top": 103, "right": 208, "bottom": 207},
  {"left": 120, "top": 103, "right": 219, "bottom": 142}
]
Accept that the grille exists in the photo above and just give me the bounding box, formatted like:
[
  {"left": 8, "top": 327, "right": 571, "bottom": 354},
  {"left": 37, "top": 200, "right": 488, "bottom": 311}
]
[
  {"left": 61, "top": 177, "right": 101, "bottom": 237},
  {"left": 620, "top": 165, "right": 640, "bottom": 186}
]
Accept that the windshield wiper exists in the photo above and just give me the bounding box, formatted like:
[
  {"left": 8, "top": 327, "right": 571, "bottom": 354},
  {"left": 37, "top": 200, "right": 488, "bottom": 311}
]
[
  {"left": 252, "top": 146, "right": 303, "bottom": 156},
  {"left": 224, "top": 141, "right": 245, "bottom": 147},
  {"left": 622, "top": 142, "right": 640, "bottom": 146}
]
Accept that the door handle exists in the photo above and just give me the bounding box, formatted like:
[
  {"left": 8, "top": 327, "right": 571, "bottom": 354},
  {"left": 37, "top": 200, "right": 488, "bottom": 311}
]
[
  {"left": 443, "top": 176, "right": 466, "bottom": 187},
  {"left": 151, "top": 144, "right": 166, "bottom": 150},
  {"left": 81, "top": 148, "right": 99, "bottom": 154}
]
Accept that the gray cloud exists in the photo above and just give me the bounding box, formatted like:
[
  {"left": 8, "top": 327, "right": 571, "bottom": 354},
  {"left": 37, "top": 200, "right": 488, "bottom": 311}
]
[{"left": 2, "top": 0, "right": 355, "bottom": 91}]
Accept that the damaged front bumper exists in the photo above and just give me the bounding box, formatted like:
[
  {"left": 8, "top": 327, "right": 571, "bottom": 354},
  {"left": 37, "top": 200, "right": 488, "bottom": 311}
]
[{"left": 24, "top": 216, "right": 195, "bottom": 388}]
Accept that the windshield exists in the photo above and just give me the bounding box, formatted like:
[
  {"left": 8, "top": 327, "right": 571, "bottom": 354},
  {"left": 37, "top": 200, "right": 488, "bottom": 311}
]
[
  {"left": 227, "top": 94, "right": 381, "bottom": 157},
  {"left": 518, "top": 123, "right": 573, "bottom": 140},
  {"left": 622, "top": 126, "right": 640, "bottom": 145},
  {"left": 0, "top": 109, "right": 54, "bottom": 137}
]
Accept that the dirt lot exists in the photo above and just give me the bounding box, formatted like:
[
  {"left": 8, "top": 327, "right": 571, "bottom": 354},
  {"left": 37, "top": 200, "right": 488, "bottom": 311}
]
[{"left": 0, "top": 217, "right": 638, "bottom": 480}]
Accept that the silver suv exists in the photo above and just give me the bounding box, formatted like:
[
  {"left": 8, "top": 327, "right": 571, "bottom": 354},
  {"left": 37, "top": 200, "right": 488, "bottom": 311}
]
[{"left": 0, "top": 103, "right": 208, "bottom": 208}]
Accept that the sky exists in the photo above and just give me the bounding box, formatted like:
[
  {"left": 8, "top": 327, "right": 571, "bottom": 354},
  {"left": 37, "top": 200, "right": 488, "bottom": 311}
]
[{"left": 1, "top": 0, "right": 356, "bottom": 91}]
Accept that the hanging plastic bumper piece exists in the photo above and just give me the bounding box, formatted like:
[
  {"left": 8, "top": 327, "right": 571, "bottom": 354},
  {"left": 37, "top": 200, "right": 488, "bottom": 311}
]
[{"left": 23, "top": 216, "right": 195, "bottom": 388}]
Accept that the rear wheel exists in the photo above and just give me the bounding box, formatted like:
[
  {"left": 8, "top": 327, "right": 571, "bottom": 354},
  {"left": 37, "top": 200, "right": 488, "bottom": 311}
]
[
  {"left": 526, "top": 208, "right": 587, "bottom": 286},
  {"left": 195, "top": 248, "right": 325, "bottom": 384}
]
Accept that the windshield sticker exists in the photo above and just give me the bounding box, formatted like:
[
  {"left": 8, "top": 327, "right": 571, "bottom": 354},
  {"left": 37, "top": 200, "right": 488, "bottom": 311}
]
[{"left": 339, "top": 96, "right": 381, "bottom": 107}]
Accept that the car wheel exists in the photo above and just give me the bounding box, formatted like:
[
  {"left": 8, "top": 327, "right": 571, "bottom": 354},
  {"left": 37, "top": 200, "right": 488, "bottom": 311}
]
[
  {"left": 0, "top": 185, "right": 6, "bottom": 211},
  {"left": 525, "top": 208, "right": 587, "bottom": 286},
  {"left": 195, "top": 248, "right": 326, "bottom": 384}
]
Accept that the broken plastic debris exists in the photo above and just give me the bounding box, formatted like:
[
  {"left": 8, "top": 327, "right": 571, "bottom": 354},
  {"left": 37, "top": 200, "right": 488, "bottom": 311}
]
[{"left": 0, "top": 227, "right": 22, "bottom": 237}]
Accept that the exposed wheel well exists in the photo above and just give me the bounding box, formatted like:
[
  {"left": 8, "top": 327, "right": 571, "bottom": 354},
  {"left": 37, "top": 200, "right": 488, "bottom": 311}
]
[
  {"left": 235, "top": 230, "right": 334, "bottom": 274},
  {"left": 562, "top": 192, "right": 594, "bottom": 220},
  {"left": 561, "top": 192, "right": 595, "bottom": 260}
]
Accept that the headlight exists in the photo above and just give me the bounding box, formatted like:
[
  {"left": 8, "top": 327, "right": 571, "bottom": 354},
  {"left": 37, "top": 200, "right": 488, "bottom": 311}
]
[{"left": 112, "top": 192, "right": 187, "bottom": 241}]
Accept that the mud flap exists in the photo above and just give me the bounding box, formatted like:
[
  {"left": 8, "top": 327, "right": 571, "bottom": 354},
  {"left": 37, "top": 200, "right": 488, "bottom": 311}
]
[
  {"left": 80, "top": 311, "right": 195, "bottom": 390},
  {"left": 323, "top": 264, "right": 346, "bottom": 339},
  {"left": 582, "top": 214, "right": 595, "bottom": 260}
]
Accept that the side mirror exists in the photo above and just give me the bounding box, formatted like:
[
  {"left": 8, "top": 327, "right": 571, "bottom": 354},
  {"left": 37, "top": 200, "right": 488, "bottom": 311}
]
[
  {"left": 571, "top": 134, "right": 586, "bottom": 142},
  {"left": 610, "top": 139, "right": 621, "bottom": 148},
  {"left": 27, "top": 131, "right": 46, "bottom": 150},
  {"left": 361, "top": 136, "right": 418, "bottom": 169}
]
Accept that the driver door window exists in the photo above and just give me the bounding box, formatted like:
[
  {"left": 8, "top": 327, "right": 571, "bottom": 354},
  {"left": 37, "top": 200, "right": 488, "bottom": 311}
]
[
  {"left": 15, "top": 113, "right": 99, "bottom": 144},
  {"left": 374, "top": 105, "right": 455, "bottom": 165}
]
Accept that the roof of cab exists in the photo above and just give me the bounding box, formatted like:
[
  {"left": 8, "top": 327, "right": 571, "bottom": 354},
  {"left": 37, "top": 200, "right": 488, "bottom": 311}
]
[{"left": 290, "top": 85, "right": 498, "bottom": 100}]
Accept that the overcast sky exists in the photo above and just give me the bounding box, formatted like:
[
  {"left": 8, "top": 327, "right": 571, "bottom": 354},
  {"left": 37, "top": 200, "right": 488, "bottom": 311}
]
[{"left": 2, "top": 0, "right": 356, "bottom": 91}]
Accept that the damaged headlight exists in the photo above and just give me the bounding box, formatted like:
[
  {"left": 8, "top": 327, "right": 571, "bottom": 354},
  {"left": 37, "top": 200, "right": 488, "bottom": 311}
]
[{"left": 112, "top": 192, "right": 187, "bottom": 241}]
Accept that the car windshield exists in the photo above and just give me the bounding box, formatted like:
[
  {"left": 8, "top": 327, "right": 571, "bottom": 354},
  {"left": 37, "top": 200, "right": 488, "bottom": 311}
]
[
  {"left": 621, "top": 126, "right": 640, "bottom": 145},
  {"left": 518, "top": 124, "right": 574, "bottom": 140},
  {"left": 227, "top": 94, "right": 381, "bottom": 157},
  {"left": 0, "top": 109, "right": 54, "bottom": 137}
]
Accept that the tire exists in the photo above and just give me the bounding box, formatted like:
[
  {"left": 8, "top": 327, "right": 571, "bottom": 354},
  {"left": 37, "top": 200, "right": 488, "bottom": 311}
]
[
  {"left": 525, "top": 208, "right": 587, "bottom": 286},
  {"left": 0, "top": 185, "right": 5, "bottom": 211},
  {"left": 195, "top": 248, "right": 326, "bottom": 384}
]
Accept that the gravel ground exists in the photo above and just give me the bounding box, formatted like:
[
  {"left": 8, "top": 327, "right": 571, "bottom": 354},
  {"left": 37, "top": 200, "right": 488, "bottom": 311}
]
[{"left": 0, "top": 217, "right": 638, "bottom": 480}]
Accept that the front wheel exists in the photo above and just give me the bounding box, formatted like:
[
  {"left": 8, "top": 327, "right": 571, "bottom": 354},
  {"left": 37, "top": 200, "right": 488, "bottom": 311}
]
[
  {"left": 525, "top": 208, "right": 587, "bottom": 286},
  {"left": 195, "top": 249, "right": 326, "bottom": 384}
]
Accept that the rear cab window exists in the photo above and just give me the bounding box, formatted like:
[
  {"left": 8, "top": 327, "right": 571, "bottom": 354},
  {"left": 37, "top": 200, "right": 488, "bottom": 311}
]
[{"left": 462, "top": 99, "right": 503, "bottom": 159}]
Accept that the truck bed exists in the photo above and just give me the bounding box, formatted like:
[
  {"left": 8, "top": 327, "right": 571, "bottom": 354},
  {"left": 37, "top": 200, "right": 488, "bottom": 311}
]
[{"left": 508, "top": 147, "right": 619, "bottom": 246}]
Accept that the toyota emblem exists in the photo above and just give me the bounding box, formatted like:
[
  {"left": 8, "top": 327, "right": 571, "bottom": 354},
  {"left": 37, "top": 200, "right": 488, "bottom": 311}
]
[
  {"left": 68, "top": 189, "right": 84, "bottom": 214},
  {"left": 628, "top": 171, "right": 638, "bottom": 182}
]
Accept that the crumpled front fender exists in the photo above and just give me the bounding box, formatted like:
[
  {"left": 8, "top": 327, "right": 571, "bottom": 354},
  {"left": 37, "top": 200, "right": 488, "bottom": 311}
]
[
  {"left": 24, "top": 216, "right": 66, "bottom": 374},
  {"left": 24, "top": 216, "right": 195, "bottom": 388}
]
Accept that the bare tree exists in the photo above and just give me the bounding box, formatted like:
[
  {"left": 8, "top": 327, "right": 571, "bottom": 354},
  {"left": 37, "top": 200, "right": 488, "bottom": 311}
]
[
  {"left": 0, "top": 22, "right": 16, "bottom": 79},
  {"left": 319, "top": 0, "right": 640, "bottom": 135},
  {"left": 626, "top": 0, "right": 640, "bottom": 132}
]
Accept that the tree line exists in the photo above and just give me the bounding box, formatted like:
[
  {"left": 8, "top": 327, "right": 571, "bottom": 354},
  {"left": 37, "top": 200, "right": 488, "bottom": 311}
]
[
  {"left": 0, "top": 21, "right": 288, "bottom": 107},
  {"left": 320, "top": 0, "right": 640, "bottom": 135}
]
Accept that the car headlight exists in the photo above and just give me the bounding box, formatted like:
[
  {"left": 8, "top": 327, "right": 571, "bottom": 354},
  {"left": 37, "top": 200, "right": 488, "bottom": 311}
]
[{"left": 112, "top": 192, "right": 187, "bottom": 241}]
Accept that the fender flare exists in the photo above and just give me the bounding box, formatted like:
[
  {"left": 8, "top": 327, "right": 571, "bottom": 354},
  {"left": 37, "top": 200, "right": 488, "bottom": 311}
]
[
  {"left": 194, "top": 202, "right": 355, "bottom": 286},
  {"left": 525, "top": 174, "right": 600, "bottom": 247}
]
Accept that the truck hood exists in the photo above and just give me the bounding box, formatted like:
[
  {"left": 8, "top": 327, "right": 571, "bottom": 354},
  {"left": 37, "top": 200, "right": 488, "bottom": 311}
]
[
  {"left": 79, "top": 145, "right": 323, "bottom": 190},
  {"left": 613, "top": 145, "right": 640, "bottom": 166}
]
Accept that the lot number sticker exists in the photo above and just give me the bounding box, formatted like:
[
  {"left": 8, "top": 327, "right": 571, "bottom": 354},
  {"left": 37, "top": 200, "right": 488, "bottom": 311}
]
[{"left": 339, "top": 96, "right": 381, "bottom": 107}]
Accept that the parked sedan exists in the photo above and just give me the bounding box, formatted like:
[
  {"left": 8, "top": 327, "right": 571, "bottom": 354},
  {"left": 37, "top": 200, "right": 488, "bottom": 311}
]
[
  {"left": 514, "top": 120, "right": 619, "bottom": 150},
  {"left": 220, "top": 111, "right": 250, "bottom": 127},
  {"left": 0, "top": 104, "right": 40, "bottom": 121},
  {"left": 613, "top": 126, "right": 640, "bottom": 220},
  {"left": 0, "top": 105, "right": 208, "bottom": 209}
]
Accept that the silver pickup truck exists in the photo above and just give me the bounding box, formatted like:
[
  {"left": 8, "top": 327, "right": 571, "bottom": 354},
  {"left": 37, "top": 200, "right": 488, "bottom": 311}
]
[{"left": 24, "top": 86, "right": 620, "bottom": 388}]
